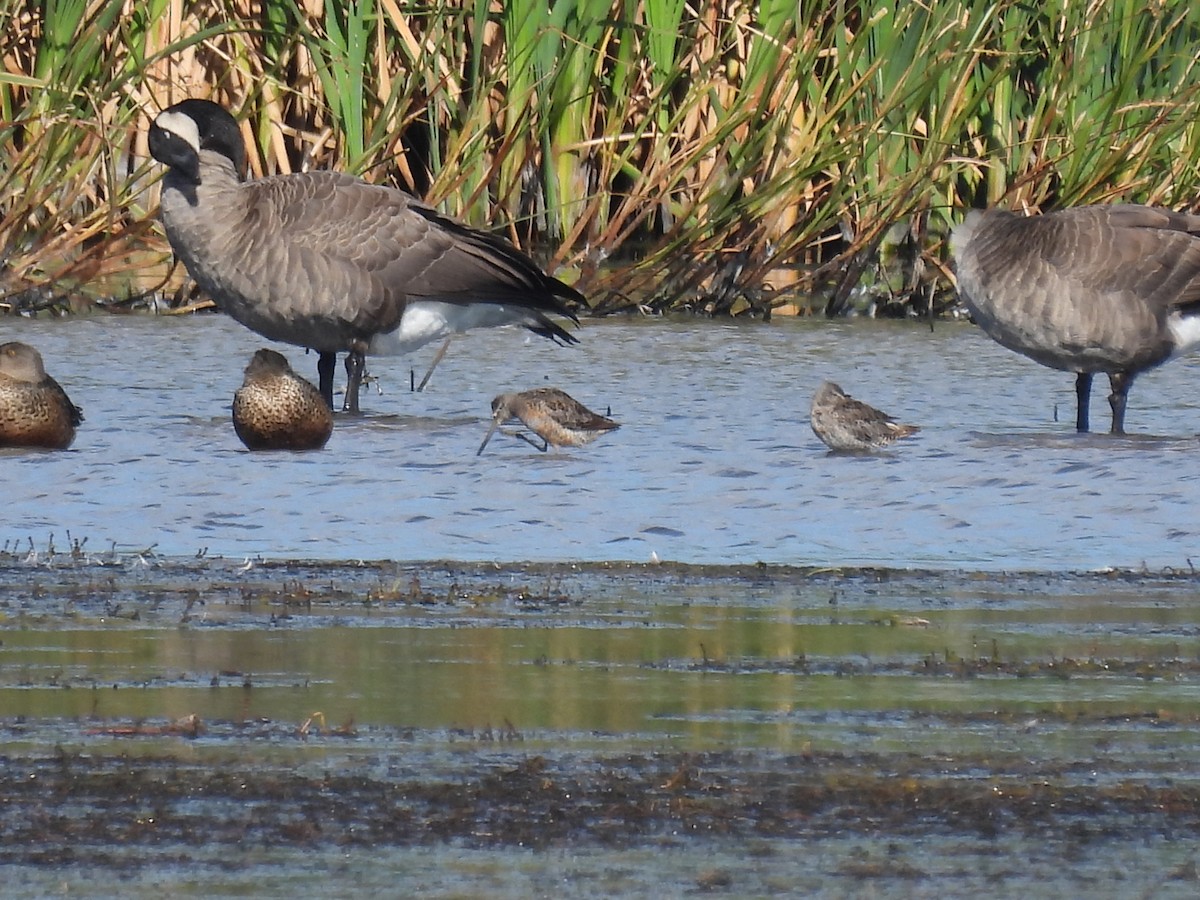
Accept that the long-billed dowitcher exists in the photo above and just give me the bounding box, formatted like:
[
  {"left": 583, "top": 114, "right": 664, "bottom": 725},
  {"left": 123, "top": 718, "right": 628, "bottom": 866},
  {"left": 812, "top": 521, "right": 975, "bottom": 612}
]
[
  {"left": 951, "top": 204, "right": 1200, "bottom": 433},
  {"left": 233, "top": 349, "right": 334, "bottom": 451},
  {"left": 0, "top": 341, "right": 82, "bottom": 450},
  {"left": 477, "top": 387, "right": 619, "bottom": 455},
  {"left": 810, "top": 381, "right": 918, "bottom": 452},
  {"left": 149, "top": 98, "right": 581, "bottom": 413}
]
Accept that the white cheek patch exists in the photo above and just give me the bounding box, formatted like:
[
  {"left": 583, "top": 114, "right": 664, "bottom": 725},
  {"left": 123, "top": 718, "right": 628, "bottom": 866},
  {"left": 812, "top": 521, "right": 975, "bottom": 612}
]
[
  {"left": 1167, "top": 311, "right": 1200, "bottom": 357},
  {"left": 154, "top": 109, "right": 200, "bottom": 153}
]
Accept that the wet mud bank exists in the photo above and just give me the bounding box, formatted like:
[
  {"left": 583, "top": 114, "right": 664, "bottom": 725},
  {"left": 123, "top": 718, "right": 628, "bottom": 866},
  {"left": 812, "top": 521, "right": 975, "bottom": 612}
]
[
  {"left": 3, "top": 554, "right": 1200, "bottom": 893},
  {"left": 2, "top": 737, "right": 1200, "bottom": 868},
  {"left": 3, "top": 551, "right": 1200, "bottom": 624}
]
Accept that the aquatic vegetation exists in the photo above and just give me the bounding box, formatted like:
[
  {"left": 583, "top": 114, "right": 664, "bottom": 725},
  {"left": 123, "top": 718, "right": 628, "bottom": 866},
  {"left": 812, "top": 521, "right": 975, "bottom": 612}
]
[
  {"left": 3, "top": 558, "right": 1200, "bottom": 893},
  {"left": 2, "top": 733, "right": 1199, "bottom": 862},
  {"left": 1, "top": 1, "right": 1199, "bottom": 316}
]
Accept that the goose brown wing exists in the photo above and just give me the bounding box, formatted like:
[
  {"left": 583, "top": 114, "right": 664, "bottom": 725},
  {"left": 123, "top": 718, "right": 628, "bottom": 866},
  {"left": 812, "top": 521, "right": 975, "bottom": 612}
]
[
  {"left": 249, "top": 173, "right": 580, "bottom": 340},
  {"left": 402, "top": 203, "right": 583, "bottom": 311},
  {"left": 1043, "top": 205, "right": 1200, "bottom": 315},
  {"left": 235, "top": 173, "right": 411, "bottom": 338},
  {"left": 395, "top": 201, "right": 582, "bottom": 345}
]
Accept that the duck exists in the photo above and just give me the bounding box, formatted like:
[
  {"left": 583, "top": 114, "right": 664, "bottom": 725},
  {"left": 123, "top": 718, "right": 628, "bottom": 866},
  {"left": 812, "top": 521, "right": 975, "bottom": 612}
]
[
  {"left": 148, "top": 98, "right": 581, "bottom": 414},
  {"left": 0, "top": 341, "right": 83, "bottom": 449},
  {"left": 477, "top": 387, "right": 619, "bottom": 454},
  {"left": 950, "top": 204, "right": 1200, "bottom": 433},
  {"left": 810, "top": 381, "right": 918, "bottom": 452},
  {"left": 232, "top": 348, "right": 334, "bottom": 451}
]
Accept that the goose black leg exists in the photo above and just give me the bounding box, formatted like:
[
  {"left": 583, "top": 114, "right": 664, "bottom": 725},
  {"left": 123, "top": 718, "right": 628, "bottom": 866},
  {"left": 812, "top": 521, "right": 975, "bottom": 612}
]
[
  {"left": 344, "top": 350, "right": 365, "bottom": 414},
  {"left": 1108, "top": 372, "right": 1132, "bottom": 435},
  {"left": 1075, "top": 372, "right": 1092, "bottom": 432},
  {"left": 317, "top": 351, "right": 337, "bottom": 410}
]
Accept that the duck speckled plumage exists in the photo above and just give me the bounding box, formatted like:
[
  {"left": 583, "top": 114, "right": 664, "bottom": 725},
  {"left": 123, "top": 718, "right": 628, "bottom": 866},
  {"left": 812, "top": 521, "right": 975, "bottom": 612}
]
[
  {"left": 233, "top": 349, "right": 334, "bottom": 451},
  {"left": 477, "top": 387, "right": 619, "bottom": 454},
  {"left": 0, "top": 341, "right": 83, "bottom": 450},
  {"left": 951, "top": 204, "right": 1200, "bottom": 433},
  {"left": 148, "top": 98, "right": 581, "bottom": 414},
  {"left": 810, "top": 381, "right": 918, "bottom": 452}
]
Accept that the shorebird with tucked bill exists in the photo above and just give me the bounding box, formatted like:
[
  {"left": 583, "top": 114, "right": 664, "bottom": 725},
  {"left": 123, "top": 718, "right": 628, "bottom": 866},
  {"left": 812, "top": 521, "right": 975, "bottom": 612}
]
[{"left": 810, "top": 380, "right": 919, "bottom": 452}]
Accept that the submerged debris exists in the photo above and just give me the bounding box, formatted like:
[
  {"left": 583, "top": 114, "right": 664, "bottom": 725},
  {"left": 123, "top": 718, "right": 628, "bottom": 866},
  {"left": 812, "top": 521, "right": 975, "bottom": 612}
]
[{"left": 0, "top": 739, "right": 1198, "bottom": 864}]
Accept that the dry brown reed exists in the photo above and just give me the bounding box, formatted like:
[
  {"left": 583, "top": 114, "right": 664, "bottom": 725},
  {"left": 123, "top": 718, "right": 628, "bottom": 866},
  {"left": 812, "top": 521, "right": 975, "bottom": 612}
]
[{"left": 2, "top": 1, "right": 1199, "bottom": 318}]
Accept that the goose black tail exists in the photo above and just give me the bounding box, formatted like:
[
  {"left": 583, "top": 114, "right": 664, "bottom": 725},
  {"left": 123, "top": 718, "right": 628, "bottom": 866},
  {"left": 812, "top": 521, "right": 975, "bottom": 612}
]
[{"left": 528, "top": 313, "right": 580, "bottom": 346}]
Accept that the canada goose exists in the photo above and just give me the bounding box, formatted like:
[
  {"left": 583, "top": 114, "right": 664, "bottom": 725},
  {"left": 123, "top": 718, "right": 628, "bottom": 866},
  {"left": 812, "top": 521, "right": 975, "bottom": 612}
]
[
  {"left": 810, "top": 380, "right": 919, "bottom": 452},
  {"left": 233, "top": 348, "right": 334, "bottom": 451},
  {"left": 0, "top": 341, "right": 83, "bottom": 449},
  {"left": 147, "top": 98, "right": 581, "bottom": 413},
  {"left": 477, "top": 387, "right": 619, "bottom": 455},
  {"left": 950, "top": 204, "right": 1200, "bottom": 433}
]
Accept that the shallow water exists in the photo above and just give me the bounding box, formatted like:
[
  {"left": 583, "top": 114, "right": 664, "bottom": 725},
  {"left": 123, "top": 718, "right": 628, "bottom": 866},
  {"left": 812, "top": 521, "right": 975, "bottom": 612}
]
[
  {"left": 5, "top": 561, "right": 1200, "bottom": 753},
  {"left": 4, "top": 313, "right": 1200, "bottom": 570}
]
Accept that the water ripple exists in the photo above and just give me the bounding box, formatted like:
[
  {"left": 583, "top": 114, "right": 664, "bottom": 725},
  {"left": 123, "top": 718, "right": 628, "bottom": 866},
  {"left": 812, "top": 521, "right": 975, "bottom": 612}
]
[{"left": 5, "top": 315, "right": 1200, "bottom": 570}]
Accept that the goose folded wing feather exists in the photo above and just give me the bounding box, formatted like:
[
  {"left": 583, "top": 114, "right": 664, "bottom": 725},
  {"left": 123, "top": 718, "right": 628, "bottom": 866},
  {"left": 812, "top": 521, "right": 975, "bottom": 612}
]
[{"left": 260, "top": 173, "right": 559, "bottom": 311}]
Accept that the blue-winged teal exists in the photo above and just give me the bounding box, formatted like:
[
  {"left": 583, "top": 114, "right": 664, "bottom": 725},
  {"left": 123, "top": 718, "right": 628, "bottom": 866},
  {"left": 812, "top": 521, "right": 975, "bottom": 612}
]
[
  {"left": 233, "top": 349, "right": 334, "bottom": 451},
  {"left": 149, "top": 99, "right": 580, "bottom": 413},
  {"left": 0, "top": 342, "right": 82, "bottom": 450},
  {"left": 952, "top": 205, "right": 1200, "bottom": 433},
  {"left": 810, "top": 381, "right": 918, "bottom": 453},
  {"left": 477, "top": 387, "right": 619, "bottom": 455}
]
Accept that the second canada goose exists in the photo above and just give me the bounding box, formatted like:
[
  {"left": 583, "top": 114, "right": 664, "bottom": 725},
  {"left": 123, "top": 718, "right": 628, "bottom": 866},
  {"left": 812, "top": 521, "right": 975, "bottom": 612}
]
[
  {"left": 148, "top": 98, "right": 581, "bottom": 413},
  {"left": 950, "top": 204, "right": 1200, "bottom": 433},
  {"left": 810, "top": 381, "right": 919, "bottom": 452},
  {"left": 0, "top": 341, "right": 83, "bottom": 450},
  {"left": 477, "top": 387, "right": 619, "bottom": 455}
]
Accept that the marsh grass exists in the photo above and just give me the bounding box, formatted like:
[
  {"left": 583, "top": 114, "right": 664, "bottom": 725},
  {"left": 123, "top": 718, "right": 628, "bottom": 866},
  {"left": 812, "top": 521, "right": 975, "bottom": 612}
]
[{"left": 2, "top": 1, "right": 1199, "bottom": 317}]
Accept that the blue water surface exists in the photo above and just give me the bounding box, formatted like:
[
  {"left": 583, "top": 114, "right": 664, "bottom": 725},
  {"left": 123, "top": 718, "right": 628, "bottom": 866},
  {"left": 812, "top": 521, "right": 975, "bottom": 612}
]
[{"left": 4, "top": 313, "right": 1199, "bottom": 570}]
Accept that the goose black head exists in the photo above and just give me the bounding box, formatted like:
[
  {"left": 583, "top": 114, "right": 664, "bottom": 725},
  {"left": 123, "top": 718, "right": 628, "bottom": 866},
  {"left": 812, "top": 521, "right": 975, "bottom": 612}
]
[{"left": 149, "top": 99, "right": 246, "bottom": 184}]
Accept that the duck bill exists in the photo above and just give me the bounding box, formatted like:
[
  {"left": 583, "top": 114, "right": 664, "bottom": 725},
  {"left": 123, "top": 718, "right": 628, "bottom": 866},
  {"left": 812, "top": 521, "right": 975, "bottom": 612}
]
[{"left": 476, "top": 416, "right": 503, "bottom": 456}]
